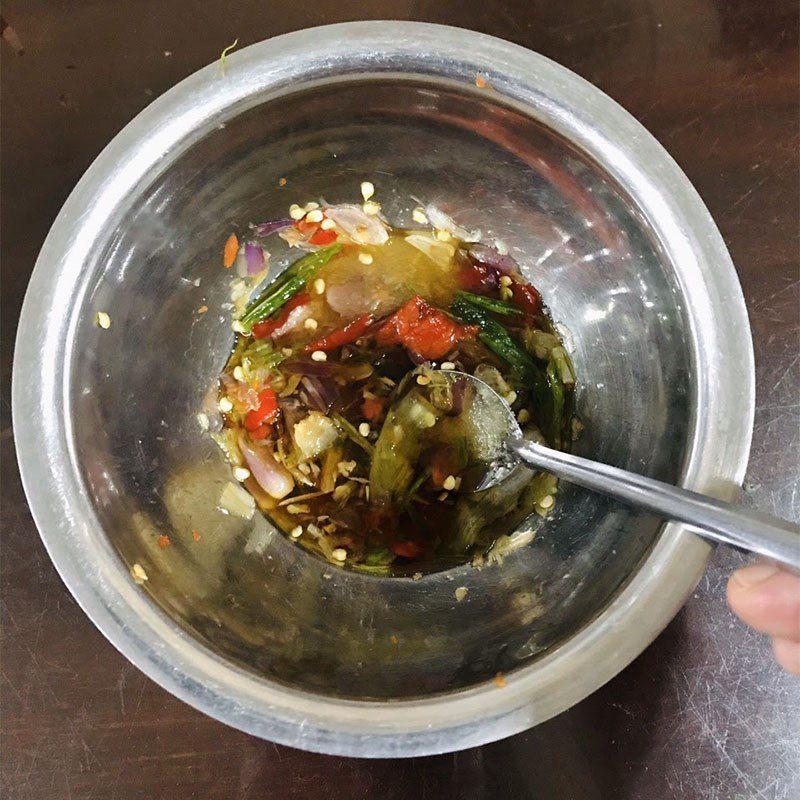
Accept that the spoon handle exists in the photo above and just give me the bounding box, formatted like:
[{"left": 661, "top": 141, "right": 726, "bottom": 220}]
[{"left": 510, "top": 439, "right": 800, "bottom": 569}]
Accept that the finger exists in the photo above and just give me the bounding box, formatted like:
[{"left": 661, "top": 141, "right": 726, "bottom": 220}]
[
  {"left": 772, "top": 637, "right": 800, "bottom": 676},
  {"left": 727, "top": 563, "right": 800, "bottom": 641}
]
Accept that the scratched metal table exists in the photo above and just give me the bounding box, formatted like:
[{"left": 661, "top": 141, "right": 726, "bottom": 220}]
[{"left": 1, "top": 2, "right": 798, "bottom": 798}]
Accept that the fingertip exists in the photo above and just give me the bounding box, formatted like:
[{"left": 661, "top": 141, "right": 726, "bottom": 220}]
[
  {"left": 727, "top": 565, "right": 800, "bottom": 641},
  {"left": 772, "top": 637, "right": 800, "bottom": 676}
]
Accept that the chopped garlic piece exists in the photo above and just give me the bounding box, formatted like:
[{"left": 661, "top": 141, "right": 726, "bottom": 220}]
[
  {"left": 362, "top": 200, "right": 381, "bottom": 216},
  {"left": 360, "top": 181, "right": 375, "bottom": 201},
  {"left": 218, "top": 481, "right": 255, "bottom": 519},
  {"left": 95, "top": 311, "right": 111, "bottom": 329},
  {"left": 131, "top": 563, "right": 148, "bottom": 584},
  {"left": 412, "top": 207, "right": 428, "bottom": 225}
]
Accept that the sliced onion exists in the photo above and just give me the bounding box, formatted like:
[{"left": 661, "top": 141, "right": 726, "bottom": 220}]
[
  {"left": 301, "top": 376, "right": 332, "bottom": 411},
  {"left": 278, "top": 226, "right": 316, "bottom": 249},
  {"left": 239, "top": 435, "right": 294, "bottom": 499},
  {"left": 425, "top": 204, "right": 481, "bottom": 242},
  {"left": 324, "top": 204, "right": 389, "bottom": 245},
  {"left": 404, "top": 233, "right": 455, "bottom": 267},
  {"left": 468, "top": 243, "right": 518, "bottom": 274},
  {"left": 244, "top": 242, "right": 267, "bottom": 275},
  {"left": 450, "top": 377, "right": 466, "bottom": 416},
  {"left": 253, "top": 218, "right": 293, "bottom": 237},
  {"left": 271, "top": 303, "right": 310, "bottom": 338},
  {"left": 283, "top": 359, "right": 338, "bottom": 376}
]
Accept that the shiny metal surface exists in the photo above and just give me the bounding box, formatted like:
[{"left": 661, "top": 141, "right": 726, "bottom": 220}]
[
  {"left": 460, "top": 370, "right": 800, "bottom": 566},
  {"left": 12, "top": 23, "right": 755, "bottom": 756}
]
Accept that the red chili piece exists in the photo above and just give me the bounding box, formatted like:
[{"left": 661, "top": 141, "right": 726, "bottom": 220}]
[
  {"left": 510, "top": 281, "right": 542, "bottom": 316},
  {"left": 375, "top": 295, "right": 478, "bottom": 361},
  {"left": 361, "top": 396, "right": 385, "bottom": 422},
  {"left": 305, "top": 313, "right": 374, "bottom": 352},
  {"left": 309, "top": 228, "right": 337, "bottom": 246},
  {"left": 248, "top": 425, "right": 272, "bottom": 441},
  {"left": 244, "top": 389, "right": 279, "bottom": 431},
  {"left": 390, "top": 539, "right": 423, "bottom": 559},
  {"left": 458, "top": 260, "right": 499, "bottom": 293},
  {"left": 251, "top": 292, "right": 310, "bottom": 339}
]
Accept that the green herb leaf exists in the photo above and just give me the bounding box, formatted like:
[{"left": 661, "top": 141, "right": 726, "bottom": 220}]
[
  {"left": 454, "top": 290, "right": 523, "bottom": 316},
  {"left": 241, "top": 244, "right": 343, "bottom": 330}
]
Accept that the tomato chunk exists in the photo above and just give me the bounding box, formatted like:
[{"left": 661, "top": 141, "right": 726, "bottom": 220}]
[{"left": 375, "top": 295, "right": 478, "bottom": 360}]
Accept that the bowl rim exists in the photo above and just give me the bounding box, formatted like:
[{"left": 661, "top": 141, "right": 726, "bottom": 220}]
[{"left": 12, "top": 21, "right": 754, "bottom": 757}]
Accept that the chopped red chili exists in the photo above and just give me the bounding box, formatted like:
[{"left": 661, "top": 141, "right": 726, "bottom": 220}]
[
  {"left": 361, "top": 396, "right": 386, "bottom": 421},
  {"left": 375, "top": 295, "right": 478, "bottom": 360},
  {"left": 251, "top": 292, "right": 310, "bottom": 339},
  {"left": 244, "top": 389, "right": 279, "bottom": 431},
  {"left": 510, "top": 281, "right": 542, "bottom": 316},
  {"left": 458, "top": 260, "right": 499, "bottom": 293},
  {"left": 430, "top": 443, "right": 463, "bottom": 488},
  {"left": 390, "top": 539, "right": 423, "bottom": 559},
  {"left": 305, "top": 313, "right": 374, "bottom": 352},
  {"left": 248, "top": 424, "right": 272, "bottom": 441},
  {"left": 309, "top": 227, "right": 337, "bottom": 246}
]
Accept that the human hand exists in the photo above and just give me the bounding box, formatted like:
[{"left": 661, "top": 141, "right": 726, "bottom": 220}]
[{"left": 727, "top": 563, "right": 800, "bottom": 675}]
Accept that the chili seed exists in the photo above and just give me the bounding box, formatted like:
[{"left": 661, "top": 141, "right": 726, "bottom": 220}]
[{"left": 360, "top": 181, "right": 375, "bottom": 201}]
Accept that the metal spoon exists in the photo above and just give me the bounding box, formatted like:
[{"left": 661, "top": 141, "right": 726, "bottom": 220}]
[{"left": 447, "top": 371, "right": 800, "bottom": 569}]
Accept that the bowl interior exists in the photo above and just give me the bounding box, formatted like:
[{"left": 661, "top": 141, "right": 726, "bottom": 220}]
[{"left": 70, "top": 77, "right": 691, "bottom": 699}]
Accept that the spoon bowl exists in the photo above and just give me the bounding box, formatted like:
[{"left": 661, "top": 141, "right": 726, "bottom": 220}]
[{"left": 446, "top": 371, "right": 800, "bottom": 569}]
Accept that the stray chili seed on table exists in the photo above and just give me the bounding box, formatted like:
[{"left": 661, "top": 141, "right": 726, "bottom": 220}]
[
  {"left": 192, "top": 530, "right": 201, "bottom": 541},
  {"left": 158, "top": 535, "right": 170, "bottom": 549}
]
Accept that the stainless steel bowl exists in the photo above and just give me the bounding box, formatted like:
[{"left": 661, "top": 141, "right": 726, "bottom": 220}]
[{"left": 13, "top": 22, "right": 754, "bottom": 757}]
